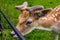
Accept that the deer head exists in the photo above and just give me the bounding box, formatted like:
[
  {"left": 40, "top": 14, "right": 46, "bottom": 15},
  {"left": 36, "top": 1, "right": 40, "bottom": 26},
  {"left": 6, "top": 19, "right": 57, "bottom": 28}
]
[{"left": 11, "top": 2, "right": 52, "bottom": 37}]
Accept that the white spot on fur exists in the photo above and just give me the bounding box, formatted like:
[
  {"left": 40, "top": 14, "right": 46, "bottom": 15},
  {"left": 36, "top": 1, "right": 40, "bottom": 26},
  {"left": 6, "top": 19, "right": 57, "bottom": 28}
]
[
  {"left": 52, "top": 14, "right": 55, "bottom": 17},
  {"left": 54, "top": 18, "right": 57, "bottom": 21},
  {"left": 55, "top": 13, "right": 58, "bottom": 17},
  {"left": 56, "top": 7, "right": 60, "bottom": 11}
]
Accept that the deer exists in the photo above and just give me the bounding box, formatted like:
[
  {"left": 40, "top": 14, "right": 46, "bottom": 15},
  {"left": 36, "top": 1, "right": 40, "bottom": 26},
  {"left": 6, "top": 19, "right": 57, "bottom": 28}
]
[
  {"left": 11, "top": 2, "right": 52, "bottom": 38},
  {"left": 27, "top": 5, "right": 60, "bottom": 40},
  {"left": 37, "top": 5, "right": 60, "bottom": 40}
]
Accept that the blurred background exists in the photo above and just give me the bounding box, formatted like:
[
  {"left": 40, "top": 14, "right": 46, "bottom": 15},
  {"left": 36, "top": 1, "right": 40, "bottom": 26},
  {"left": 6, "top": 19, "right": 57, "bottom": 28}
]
[{"left": 0, "top": 0, "right": 60, "bottom": 40}]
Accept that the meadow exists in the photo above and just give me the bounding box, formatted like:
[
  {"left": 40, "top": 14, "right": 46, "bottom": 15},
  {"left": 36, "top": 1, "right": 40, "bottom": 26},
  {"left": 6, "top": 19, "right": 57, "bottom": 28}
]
[{"left": 0, "top": 0, "right": 60, "bottom": 40}]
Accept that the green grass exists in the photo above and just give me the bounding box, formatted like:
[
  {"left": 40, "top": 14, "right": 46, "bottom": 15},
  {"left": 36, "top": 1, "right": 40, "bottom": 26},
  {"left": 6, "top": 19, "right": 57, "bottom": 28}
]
[{"left": 0, "top": 0, "right": 60, "bottom": 40}]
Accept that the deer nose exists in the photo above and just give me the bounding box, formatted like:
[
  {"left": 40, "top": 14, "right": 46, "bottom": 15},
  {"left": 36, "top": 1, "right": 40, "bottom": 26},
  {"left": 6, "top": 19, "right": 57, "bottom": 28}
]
[{"left": 26, "top": 21, "right": 32, "bottom": 25}]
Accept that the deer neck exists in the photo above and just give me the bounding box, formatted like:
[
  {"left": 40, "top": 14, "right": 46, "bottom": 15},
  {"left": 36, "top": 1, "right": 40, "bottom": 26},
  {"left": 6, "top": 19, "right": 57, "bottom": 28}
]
[{"left": 38, "top": 6, "right": 60, "bottom": 27}]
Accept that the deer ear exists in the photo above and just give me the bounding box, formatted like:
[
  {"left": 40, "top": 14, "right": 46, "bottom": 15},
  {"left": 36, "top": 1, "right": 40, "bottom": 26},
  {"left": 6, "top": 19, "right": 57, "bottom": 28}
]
[
  {"left": 36, "top": 8, "right": 52, "bottom": 17},
  {"left": 15, "top": 2, "right": 28, "bottom": 10},
  {"left": 28, "top": 6, "right": 44, "bottom": 12},
  {"left": 40, "top": 8, "right": 52, "bottom": 16},
  {"left": 22, "top": 2, "right": 28, "bottom": 7}
]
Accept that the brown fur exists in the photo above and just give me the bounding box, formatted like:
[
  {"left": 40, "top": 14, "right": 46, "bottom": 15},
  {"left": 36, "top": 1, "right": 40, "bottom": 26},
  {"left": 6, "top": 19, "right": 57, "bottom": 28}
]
[
  {"left": 38, "top": 5, "right": 60, "bottom": 27},
  {"left": 18, "top": 10, "right": 29, "bottom": 25},
  {"left": 30, "top": 5, "right": 60, "bottom": 40}
]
